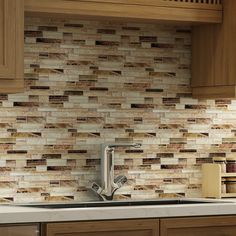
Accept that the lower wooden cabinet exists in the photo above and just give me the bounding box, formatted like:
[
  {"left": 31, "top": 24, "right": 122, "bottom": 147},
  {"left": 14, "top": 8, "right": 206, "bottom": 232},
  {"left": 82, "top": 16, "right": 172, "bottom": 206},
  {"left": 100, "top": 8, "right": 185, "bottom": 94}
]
[
  {"left": 4, "top": 215, "right": 236, "bottom": 236},
  {"left": 44, "top": 219, "right": 159, "bottom": 236},
  {"left": 161, "top": 216, "right": 236, "bottom": 236},
  {"left": 0, "top": 224, "right": 40, "bottom": 236}
]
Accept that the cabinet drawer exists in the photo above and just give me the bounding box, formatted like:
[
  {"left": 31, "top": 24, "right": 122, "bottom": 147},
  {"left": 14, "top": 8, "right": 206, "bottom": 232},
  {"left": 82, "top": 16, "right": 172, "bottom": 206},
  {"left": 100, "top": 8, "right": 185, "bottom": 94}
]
[
  {"left": 44, "top": 219, "right": 159, "bottom": 236},
  {"left": 0, "top": 224, "right": 40, "bottom": 236},
  {"left": 161, "top": 216, "right": 236, "bottom": 236}
]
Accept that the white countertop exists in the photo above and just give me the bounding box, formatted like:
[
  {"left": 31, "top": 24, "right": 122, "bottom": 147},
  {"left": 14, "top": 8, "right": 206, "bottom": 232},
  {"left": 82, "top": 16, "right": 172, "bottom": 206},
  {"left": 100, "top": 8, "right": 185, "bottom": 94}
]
[{"left": 1, "top": 199, "right": 236, "bottom": 224}]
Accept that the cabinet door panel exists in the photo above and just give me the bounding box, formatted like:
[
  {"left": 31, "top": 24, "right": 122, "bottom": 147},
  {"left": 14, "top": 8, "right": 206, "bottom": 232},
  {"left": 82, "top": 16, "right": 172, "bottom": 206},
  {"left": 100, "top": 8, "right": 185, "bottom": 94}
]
[
  {"left": 0, "top": 0, "right": 4, "bottom": 65},
  {"left": 0, "top": 0, "right": 16, "bottom": 79},
  {"left": 60, "top": 230, "right": 153, "bottom": 236},
  {"left": 162, "top": 227, "right": 236, "bottom": 236},
  {"left": 45, "top": 219, "right": 159, "bottom": 236},
  {"left": 0, "top": 224, "right": 40, "bottom": 236},
  {"left": 161, "top": 216, "right": 236, "bottom": 236}
]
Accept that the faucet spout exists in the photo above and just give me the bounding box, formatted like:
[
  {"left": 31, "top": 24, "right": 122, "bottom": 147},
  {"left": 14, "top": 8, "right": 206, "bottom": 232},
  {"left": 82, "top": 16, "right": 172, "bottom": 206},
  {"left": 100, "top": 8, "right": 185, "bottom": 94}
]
[{"left": 101, "top": 145, "right": 114, "bottom": 197}]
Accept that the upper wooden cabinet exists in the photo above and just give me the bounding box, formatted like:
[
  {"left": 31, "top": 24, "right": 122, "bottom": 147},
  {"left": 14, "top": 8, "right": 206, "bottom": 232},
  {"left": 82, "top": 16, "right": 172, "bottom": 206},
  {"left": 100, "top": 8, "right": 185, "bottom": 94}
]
[
  {"left": 44, "top": 219, "right": 159, "bottom": 236},
  {"left": 192, "top": 0, "right": 236, "bottom": 99},
  {"left": 24, "top": 0, "right": 222, "bottom": 24},
  {"left": 0, "top": 0, "right": 24, "bottom": 93},
  {"left": 0, "top": 0, "right": 225, "bottom": 94}
]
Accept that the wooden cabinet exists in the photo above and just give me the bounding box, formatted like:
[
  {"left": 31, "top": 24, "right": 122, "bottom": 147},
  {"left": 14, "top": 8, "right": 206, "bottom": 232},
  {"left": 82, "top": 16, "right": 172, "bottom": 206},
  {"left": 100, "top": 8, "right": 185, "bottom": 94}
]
[
  {"left": 44, "top": 219, "right": 159, "bottom": 236},
  {"left": 0, "top": 224, "right": 40, "bottom": 236},
  {"left": 42, "top": 216, "right": 236, "bottom": 236},
  {"left": 161, "top": 216, "right": 236, "bottom": 236},
  {"left": 192, "top": 0, "right": 236, "bottom": 98},
  {"left": 25, "top": 0, "right": 222, "bottom": 24},
  {"left": 0, "top": 0, "right": 24, "bottom": 93}
]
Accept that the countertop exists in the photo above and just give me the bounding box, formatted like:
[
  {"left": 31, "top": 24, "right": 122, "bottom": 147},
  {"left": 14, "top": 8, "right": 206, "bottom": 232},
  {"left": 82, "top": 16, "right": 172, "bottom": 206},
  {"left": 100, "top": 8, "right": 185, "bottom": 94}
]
[{"left": 1, "top": 198, "right": 236, "bottom": 224}]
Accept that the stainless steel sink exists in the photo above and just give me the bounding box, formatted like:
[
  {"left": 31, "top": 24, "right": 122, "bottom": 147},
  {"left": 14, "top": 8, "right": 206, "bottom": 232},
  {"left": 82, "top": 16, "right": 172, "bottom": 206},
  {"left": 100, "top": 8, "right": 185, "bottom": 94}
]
[{"left": 16, "top": 199, "right": 228, "bottom": 209}]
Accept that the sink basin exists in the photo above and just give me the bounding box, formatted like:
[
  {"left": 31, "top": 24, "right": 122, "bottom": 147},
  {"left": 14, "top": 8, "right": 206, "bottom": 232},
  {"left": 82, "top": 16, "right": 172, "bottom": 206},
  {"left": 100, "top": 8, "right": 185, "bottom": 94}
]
[{"left": 16, "top": 199, "right": 227, "bottom": 209}]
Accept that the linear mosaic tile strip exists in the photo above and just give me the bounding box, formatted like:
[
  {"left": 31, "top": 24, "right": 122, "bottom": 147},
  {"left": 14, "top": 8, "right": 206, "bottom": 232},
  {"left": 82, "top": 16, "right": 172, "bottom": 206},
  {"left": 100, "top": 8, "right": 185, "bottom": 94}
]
[{"left": 0, "top": 17, "right": 233, "bottom": 203}]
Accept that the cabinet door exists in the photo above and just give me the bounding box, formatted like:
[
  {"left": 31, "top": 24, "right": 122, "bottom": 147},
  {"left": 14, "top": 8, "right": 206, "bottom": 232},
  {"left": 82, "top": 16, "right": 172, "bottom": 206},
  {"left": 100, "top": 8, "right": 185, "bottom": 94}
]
[
  {"left": 0, "top": 0, "right": 24, "bottom": 92},
  {"left": 191, "top": 0, "right": 236, "bottom": 98},
  {"left": 0, "top": 224, "right": 40, "bottom": 236},
  {"left": 161, "top": 216, "right": 236, "bottom": 236},
  {"left": 45, "top": 219, "right": 159, "bottom": 236}
]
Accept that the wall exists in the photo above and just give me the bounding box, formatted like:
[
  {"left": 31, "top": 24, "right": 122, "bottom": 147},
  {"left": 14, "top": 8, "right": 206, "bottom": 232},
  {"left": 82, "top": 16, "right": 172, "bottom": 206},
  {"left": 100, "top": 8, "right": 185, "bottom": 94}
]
[{"left": 0, "top": 17, "right": 232, "bottom": 203}]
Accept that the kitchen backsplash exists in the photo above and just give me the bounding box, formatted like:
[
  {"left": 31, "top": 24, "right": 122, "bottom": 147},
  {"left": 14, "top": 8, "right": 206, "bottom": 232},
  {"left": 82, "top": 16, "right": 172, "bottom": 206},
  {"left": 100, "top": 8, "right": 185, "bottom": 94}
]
[{"left": 0, "top": 17, "right": 233, "bottom": 203}]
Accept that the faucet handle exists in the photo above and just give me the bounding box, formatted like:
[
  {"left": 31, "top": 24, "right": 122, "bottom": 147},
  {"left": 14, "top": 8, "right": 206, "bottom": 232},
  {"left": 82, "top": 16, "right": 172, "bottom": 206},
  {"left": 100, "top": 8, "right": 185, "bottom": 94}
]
[
  {"left": 91, "top": 182, "right": 103, "bottom": 195},
  {"left": 91, "top": 177, "right": 127, "bottom": 201},
  {"left": 90, "top": 182, "right": 107, "bottom": 201},
  {"left": 113, "top": 175, "right": 128, "bottom": 188}
]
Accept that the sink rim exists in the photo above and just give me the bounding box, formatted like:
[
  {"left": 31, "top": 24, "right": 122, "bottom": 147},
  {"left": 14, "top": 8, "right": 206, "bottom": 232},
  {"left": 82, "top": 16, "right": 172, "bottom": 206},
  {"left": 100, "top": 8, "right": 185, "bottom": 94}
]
[{"left": 12, "top": 198, "right": 232, "bottom": 209}]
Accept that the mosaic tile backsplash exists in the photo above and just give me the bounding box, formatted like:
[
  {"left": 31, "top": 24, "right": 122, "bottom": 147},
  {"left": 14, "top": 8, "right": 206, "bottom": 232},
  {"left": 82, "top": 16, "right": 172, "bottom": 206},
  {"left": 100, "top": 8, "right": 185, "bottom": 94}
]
[{"left": 0, "top": 17, "right": 233, "bottom": 203}]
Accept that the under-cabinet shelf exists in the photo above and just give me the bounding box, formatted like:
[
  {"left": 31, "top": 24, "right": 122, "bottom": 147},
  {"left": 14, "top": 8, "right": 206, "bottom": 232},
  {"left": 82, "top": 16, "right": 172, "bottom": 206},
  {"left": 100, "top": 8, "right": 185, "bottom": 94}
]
[
  {"left": 221, "top": 193, "right": 236, "bottom": 198},
  {"left": 221, "top": 173, "right": 236, "bottom": 178}
]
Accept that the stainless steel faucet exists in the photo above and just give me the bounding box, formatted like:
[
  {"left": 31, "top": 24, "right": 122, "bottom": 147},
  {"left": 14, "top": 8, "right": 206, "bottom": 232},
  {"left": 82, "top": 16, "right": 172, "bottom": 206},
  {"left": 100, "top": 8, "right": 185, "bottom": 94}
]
[{"left": 91, "top": 143, "right": 142, "bottom": 201}]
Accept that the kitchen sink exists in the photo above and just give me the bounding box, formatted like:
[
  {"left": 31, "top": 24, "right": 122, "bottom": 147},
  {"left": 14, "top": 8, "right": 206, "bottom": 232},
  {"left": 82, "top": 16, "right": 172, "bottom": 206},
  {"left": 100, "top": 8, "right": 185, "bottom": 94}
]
[{"left": 16, "top": 199, "right": 228, "bottom": 209}]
